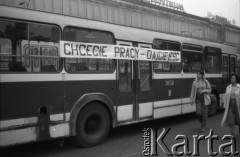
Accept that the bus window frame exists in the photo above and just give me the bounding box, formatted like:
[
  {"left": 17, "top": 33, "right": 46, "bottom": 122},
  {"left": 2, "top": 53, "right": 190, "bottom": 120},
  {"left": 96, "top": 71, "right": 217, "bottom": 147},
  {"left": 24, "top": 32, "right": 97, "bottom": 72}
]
[
  {"left": 116, "top": 40, "right": 134, "bottom": 93},
  {"left": 182, "top": 43, "right": 203, "bottom": 52},
  {"left": 152, "top": 39, "right": 181, "bottom": 74},
  {"left": 203, "top": 46, "right": 222, "bottom": 74},
  {"left": 63, "top": 26, "right": 116, "bottom": 74},
  {"left": 0, "top": 18, "right": 63, "bottom": 74},
  {"left": 138, "top": 43, "right": 153, "bottom": 92},
  {"left": 181, "top": 43, "right": 203, "bottom": 73}
]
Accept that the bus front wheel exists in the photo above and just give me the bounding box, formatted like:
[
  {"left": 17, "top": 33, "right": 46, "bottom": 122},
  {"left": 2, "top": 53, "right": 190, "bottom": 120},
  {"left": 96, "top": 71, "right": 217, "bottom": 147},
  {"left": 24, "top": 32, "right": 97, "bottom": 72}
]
[{"left": 73, "top": 103, "right": 110, "bottom": 147}]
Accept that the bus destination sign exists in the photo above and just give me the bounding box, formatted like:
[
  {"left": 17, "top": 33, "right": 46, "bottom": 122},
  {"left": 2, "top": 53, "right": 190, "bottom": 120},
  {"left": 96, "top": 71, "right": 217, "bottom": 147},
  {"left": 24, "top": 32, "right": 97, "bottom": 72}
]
[{"left": 60, "top": 41, "right": 181, "bottom": 63}]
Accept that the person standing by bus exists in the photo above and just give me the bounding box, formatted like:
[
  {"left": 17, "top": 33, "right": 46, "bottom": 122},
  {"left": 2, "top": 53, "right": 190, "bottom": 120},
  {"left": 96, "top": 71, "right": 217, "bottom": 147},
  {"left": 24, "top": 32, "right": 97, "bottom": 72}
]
[
  {"left": 190, "top": 71, "right": 211, "bottom": 132},
  {"left": 221, "top": 74, "right": 240, "bottom": 136}
]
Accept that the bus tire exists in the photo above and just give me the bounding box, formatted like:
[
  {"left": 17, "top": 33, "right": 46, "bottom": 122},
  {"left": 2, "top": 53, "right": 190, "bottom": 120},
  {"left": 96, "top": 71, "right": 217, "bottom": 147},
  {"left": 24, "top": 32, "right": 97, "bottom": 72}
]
[
  {"left": 73, "top": 103, "right": 110, "bottom": 147},
  {"left": 208, "top": 93, "right": 218, "bottom": 116}
]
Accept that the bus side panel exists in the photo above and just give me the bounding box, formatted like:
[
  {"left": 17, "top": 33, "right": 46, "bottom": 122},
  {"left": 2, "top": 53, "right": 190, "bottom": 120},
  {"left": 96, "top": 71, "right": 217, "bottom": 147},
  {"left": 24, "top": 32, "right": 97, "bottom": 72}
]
[
  {"left": 0, "top": 79, "right": 64, "bottom": 146},
  {"left": 181, "top": 78, "right": 194, "bottom": 98},
  {"left": 153, "top": 78, "right": 181, "bottom": 101},
  {"left": 64, "top": 80, "right": 117, "bottom": 114},
  {"left": 0, "top": 81, "right": 63, "bottom": 120},
  {"left": 152, "top": 77, "right": 181, "bottom": 118}
]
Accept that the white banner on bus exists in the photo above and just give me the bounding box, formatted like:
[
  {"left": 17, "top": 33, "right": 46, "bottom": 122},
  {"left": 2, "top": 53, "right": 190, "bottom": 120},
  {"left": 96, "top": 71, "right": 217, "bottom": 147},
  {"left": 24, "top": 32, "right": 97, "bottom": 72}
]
[{"left": 60, "top": 41, "right": 181, "bottom": 63}]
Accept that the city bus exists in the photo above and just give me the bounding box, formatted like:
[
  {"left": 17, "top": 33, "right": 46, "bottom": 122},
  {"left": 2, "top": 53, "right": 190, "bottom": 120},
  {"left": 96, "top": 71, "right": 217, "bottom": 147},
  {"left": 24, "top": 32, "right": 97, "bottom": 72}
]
[{"left": 0, "top": 5, "right": 239, "bottom": 147}]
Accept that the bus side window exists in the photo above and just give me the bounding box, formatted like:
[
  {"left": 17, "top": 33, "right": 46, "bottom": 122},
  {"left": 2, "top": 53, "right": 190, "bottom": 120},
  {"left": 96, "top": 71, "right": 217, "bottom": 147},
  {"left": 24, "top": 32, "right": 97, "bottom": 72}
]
[
  {"left": 29, "top": 23, "right": 60, "bottom": 73},
  {"left": 204, "top": 47, "right": 221, "bottom": 73},
  {"left": 0, "top": 19, "right": 61, "bottom": 73},
  {"left": 153, "top": 39, "right": 181, "bottom": 73},
  {"left": 182, "top": 51, "right": 202, "bottom": 73},
  {"left": 182, "top": 44, "right": 203, "bottom": 73},
  {"left": 63, "top": 27, "right": 115, "bottom": 73},
  {"left": 0, "top": 20, "right": 28, "bottom": 72},
  {"left": 182, "top": 57, "right": 191, "bottom": 72}
]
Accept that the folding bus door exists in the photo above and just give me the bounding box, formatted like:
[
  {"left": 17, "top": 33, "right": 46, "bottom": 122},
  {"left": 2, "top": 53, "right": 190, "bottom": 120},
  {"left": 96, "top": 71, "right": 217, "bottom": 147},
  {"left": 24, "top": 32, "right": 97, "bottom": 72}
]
[
  {"left": 137, "top": 43, "right": 154, "bottom": 120},
  {"left": 116, "top": 41, "right": 136, "bottom": 123}
]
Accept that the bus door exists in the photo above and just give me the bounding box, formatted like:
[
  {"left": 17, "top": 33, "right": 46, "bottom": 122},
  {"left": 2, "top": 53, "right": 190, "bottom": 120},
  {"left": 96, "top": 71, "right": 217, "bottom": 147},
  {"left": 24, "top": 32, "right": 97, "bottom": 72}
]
[
  {"left": 137, "top": 44, "right": 153, "bottom": 120},
  {"left": 116, "top": 41, "right": 136, "bottom": 122},
  {"left": 116, "top": 41, "right": 154, "bottom": 122},
  {"left": 181, "top": 44, "right": 203, "bottom": 114}
]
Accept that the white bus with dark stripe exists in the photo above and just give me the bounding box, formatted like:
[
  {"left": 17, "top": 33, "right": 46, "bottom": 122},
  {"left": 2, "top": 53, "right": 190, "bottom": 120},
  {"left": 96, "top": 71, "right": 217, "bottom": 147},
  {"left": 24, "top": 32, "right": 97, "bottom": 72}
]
[{"left": 0, "top": 5, "right": 239, "bottom": 147}]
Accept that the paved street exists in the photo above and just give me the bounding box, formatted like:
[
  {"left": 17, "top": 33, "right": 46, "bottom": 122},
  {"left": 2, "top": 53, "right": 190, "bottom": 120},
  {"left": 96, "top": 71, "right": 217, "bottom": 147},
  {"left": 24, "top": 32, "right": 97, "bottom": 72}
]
[{"left": 1, "top": 110, "right": 240, "bottom": 157}]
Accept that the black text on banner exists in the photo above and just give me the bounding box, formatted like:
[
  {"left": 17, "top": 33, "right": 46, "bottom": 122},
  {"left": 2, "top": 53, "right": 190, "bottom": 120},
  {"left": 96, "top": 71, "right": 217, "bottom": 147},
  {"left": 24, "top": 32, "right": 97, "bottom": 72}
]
[{"left": 60, "top": 41, "right": 181, "bottom": 63}]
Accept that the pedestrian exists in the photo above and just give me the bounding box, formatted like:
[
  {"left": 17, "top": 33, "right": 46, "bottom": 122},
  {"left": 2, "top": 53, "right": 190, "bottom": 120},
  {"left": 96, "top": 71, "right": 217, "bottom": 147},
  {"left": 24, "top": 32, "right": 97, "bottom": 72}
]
[
  {"left": 190, "top": 71, "right": 211, "bottom": 132},
  {"left": 221, "top": 73, "right": 240, "bottom": 136}
]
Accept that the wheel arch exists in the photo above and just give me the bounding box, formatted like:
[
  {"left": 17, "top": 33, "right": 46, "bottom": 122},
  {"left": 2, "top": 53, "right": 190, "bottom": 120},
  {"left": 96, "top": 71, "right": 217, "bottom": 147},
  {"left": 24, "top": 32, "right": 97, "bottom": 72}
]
[{"left": 69, "top": 93, "right": 116, "bottom": 136}]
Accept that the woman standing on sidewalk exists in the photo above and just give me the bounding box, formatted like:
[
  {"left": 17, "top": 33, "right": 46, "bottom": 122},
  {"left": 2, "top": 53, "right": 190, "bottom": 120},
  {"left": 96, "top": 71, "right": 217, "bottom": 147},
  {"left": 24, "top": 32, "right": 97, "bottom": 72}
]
[
  {"left": 190, "top": 71, "right": 211, "bottom": 132},
  {"left": 221, "top": 74, "right": 240, "bottom": 136}
]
